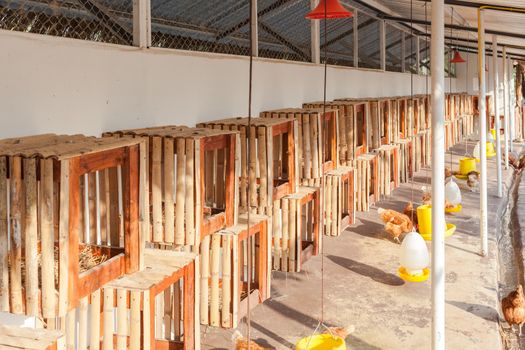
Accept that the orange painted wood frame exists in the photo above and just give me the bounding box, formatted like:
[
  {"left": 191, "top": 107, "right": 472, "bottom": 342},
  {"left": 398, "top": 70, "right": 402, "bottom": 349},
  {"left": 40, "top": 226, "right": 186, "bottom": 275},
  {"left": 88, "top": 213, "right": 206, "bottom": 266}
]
[
  {"left": 379, "top": 100, "right": 391, "bottom": 145},
  {"left": 271, "top": 120, "right": 297, "bottom": 202},
  {"left": 199, "top": 133, "right": 237, "bottom": 239},
  {"left": 354, "top": 103, "right": 368, "bottom": 157},
  {"left": 321, "top": 109, "right": 339, "bottom": 174},
  {"left": 68, "top": 144, "right": 141, "bottom": 310}
]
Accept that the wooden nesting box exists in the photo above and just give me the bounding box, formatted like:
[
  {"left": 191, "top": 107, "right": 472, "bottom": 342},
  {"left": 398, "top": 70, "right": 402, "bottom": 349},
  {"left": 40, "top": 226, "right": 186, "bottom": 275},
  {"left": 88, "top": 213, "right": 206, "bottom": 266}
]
[
  {"left": 104, "top": 126, "right": 239, "bottom": 249},
  {"left": 390, "top": 99, "right": 401, "bottom": 143},
  {"left": 323, "top": 166, "right": 355, "bottom": 237},
  {"left": 397, "top": 97, "right": 410, "bottom": 139},
  {"left": 395, "top": 139, "right": 413, "bottom": 183},
  {"left": 303, "top": 101, "right": 368, "bottom": 165},
  {"left": 199, "top": 214, "right": 269, "bottom": 329},
  {"left": 0, "top": 134, "right": 142, "bottom": 320},
  {"left": 375, "top": 144, "right": 400, "bottom": 198},
  {"left": 260, "top": 108, "right": 339, "bottom": 186},
  {"left": 273, "top": 186, "right": 321, "bottom": 271},
  {"left": 0, "top": 324, "right": 64, "bottom": 349},
  {"left": 64, "top": 249, "right": 199, "bottom": 350},
  {"left": 198, "top": 118, "right": 299, "bottom": 216},
  {"left": 378, "top": 99, "right": 394, "bottom": 145},
  {"left": 353, "top": 153, "right": 379, "bottom": 212}
]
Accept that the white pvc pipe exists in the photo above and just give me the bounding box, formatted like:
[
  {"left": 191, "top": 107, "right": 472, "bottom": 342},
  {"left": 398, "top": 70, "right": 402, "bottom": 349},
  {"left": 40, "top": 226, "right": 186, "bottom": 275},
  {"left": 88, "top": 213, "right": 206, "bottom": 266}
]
[
  {"left": 503, "top": 46, "right": 509, "bottom": 168},
  {"left": 478, "top": 10, "right": 488, "bottom": 257},
  {"left": 431, "top": 1, "right": 445, "bottom": 349},
  {"left": 492, "top": 36, "right": 502, "bottom": 198}
]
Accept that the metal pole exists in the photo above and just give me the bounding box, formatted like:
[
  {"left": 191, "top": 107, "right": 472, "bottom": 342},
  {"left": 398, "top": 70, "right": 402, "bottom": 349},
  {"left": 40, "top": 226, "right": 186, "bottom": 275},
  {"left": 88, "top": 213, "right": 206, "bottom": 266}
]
[
  {"left": 380, "top": 20, "right": 386, "bottom": 71},
  {"left": 431, "top": 0, "right": 445, "bottom": 349},
  {"left": 478, "top": 9, "right": 488, "bottom": 256},
  {"left": 251, "top": 0, "right": 258, "bottom": 57},
  {"left": 310, "top": 0, "right": 320, "bottom": 64},
  {"left": 492, "top": 36, "right": 502, "bottom": 198},
  {"left": 503, "top": 46, "right": 509, "bottom": 169},
  {"left": 132, "top": 0, "right": 151, "bottom": 48}
]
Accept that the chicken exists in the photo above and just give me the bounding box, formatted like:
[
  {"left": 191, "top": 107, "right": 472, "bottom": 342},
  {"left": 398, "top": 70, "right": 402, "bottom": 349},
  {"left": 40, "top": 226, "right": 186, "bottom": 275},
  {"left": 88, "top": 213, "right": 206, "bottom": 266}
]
[
  {"left": 322, "top": 325, "right": 355, "bottom": 339},
  {"left": 508, "top": 152, "right": 519, "bottom": 169},
  {"left": 378, "top": 208, "right": 414, "bottom": 243},
  {"left": 403, "top": 202, "right": 418, "bottom": 226},
  {"left": 519, "top": 154, "right": 525, "bottom": 172},
  {"left": 466, "top": 171, "right": 480, "bottom": 192},
  {"left": 501, "top": 285, "right": 525, "bottom": 336},
  {"left": 445, "top": 166, "right": 453, "bottom": 179},
  {"left": 233, "top": 331, "right": 272, "bottom": 350}
]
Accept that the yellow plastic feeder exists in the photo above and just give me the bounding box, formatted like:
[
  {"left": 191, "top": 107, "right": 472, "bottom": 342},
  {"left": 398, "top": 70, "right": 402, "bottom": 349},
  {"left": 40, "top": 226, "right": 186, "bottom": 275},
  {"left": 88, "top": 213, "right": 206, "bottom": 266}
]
[
  {"left": 398, "top": 267, "right": 430, "bottom": 282},
  {"left": 491, "top": 128, "right": 496, "bottom": 139},
  {"left": 296, "top": 334, "right": 346, "bottom": 350},
  {"left": 416, "top": 204, "right": 456, "bottom": 241},
  {"left": 486, "top": 141, "right": 496, "bottom": 158},
  {"left": 455, "top": 157, "right": 478, "bottom": 179}
]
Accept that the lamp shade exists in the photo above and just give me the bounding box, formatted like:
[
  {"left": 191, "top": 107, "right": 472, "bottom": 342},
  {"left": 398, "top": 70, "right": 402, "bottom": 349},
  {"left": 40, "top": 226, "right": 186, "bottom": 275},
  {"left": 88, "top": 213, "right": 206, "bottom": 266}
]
[
  {"left": 306, "top": 0, "right": 353, "bottom": 19},
  {"left": 400, "top": 231, "right": 429, "bottom": 276},
  {"left": 450, "top": 50, "right": 466, "bottom": 63}
]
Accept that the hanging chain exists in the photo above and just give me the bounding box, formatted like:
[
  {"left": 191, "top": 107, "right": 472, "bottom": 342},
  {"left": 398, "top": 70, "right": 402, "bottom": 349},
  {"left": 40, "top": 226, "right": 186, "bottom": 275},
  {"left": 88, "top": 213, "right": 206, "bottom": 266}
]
[
  {"left": 449, "top": 7, "right": 454, "bottom": 171},
  {"left": 246, "top": 0, "right": 253, "bottom": 347},
  {"left": 410, "top": 0, "right": 415, "bottom": 223}
]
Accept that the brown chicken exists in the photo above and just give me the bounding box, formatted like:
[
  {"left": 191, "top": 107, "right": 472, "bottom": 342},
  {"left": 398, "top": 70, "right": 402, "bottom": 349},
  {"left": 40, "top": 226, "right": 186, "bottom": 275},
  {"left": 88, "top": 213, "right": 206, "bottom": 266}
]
[
  {"left": 403, "top": 202, "right": 418, "bottom": 226},
  {"left": 508, "top": 153, "right": 519, "bottom": 169},
  {"left": 421, "top": 187, "right": 455, "bottom": 209},
  {"left": 501, "top": 285, "right": 525, "bottom": 335},
  {"left": 322, "top": 325, "right": 355, "bottom": 339},
  {"left": 445, "top": 166, "right": 453, "bottom": 179},
  {"left": 378, "top": 208, "right": 414, "bottom": 243},
  {"left": 466, "top": 171, "right": 480, "bottom": 192}
]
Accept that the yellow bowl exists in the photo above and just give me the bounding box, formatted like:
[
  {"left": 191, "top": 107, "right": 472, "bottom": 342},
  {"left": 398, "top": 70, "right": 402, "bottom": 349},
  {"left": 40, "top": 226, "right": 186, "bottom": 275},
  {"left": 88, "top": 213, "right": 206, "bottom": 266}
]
[
  {"left": 416, "top": 205, "right": 432, "bottom": 236},
  {"left": 296, "top": 334, "right": 346, "bottom": 350},
  {"left": 445, "top": 204, "right": 462, "bottom": 213},
  {"left": 459, "top": 157, "right": 477, "bottom": 175},
  {"left": 455, "top": 171, "right": 479, "bottom": 180},
  {"left": 420, "top": 223, "right": 456, "bottom": 241},
  {"left": 491, "top": 129, "right": 496, "bottom": 139},
  {"left": 398, "top": 267, "right": 430, "bottom": 282}
]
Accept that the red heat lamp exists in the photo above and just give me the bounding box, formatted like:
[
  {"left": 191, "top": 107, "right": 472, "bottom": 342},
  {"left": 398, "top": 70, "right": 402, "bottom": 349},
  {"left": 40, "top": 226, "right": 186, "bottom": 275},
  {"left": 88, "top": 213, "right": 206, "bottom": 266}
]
[
  {"left": 306, "top": 0, "right": 353, "bottom": 19},
  {"left": 450, "top": 49, "right": 466, "bottom": 63}
]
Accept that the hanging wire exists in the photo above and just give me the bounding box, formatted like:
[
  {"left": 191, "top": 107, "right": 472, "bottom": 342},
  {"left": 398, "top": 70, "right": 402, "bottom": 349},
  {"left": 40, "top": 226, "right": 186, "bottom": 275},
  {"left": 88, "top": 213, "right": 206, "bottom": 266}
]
[
  {"left": 409, "top": 0, "right": 415, "bottom": 223},
  {"left": 425, "top": 0, "right": 431, "bottom": 186},
  {"left": 465, "top": 19, "right": 470, "bottom": 156},
  {"left": 246, "top": 0, "right": 254, "bottom": 347},
  {"left": 320, "top": 0, "right": 327, "bottom": 327},
  {"left": 449, "top": 7, "right": 454, "bottom": 172}
]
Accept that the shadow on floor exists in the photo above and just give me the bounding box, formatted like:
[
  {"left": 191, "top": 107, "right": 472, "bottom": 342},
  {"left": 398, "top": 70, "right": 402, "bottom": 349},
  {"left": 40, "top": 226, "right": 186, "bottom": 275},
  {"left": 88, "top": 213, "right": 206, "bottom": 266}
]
[
  {"left": 327, "top": 255, "right": 405, "bottom": 286},
  {"left": 349, "top": 218, "right": 385, "bottom": 240},
  {"left": 447, "top": 300, "right": 499, "bottom": 322}
]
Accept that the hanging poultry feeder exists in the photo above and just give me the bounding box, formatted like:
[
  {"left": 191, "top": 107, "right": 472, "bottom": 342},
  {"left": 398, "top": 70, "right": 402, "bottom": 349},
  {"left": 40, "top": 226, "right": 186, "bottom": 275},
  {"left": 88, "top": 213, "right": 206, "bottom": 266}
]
[
  {"left": 490, "top": 129, "right": 496, "bottom": 141},
  {"left": 455, "top": 157, "right": 479, "bottom": 180},
  {"left": 445, "top": 178, "right": 462, "bottom": 213},
  {"left": 473, "top": 141, "right": 497, "bottom": 161},
  {"left": 305, "top": 0, "right": 353, "bottom": 19},
  {"left": 296, "top": 334, "right": 346, "bottom": 350},
  {"left": 416, "top": 205, "right": 456, "bottom": 241},
  {"left": 450, "top": 50, "right": 466, "bottom": 63},
  {"left": 398, "top": 231, "right": 430, "bottom": 282}
]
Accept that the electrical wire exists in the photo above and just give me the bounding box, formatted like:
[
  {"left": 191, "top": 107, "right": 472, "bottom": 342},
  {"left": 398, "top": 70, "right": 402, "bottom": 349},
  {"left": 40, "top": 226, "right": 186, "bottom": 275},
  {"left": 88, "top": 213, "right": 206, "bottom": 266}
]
[
  {"left": 409, "top": 0, "right": 415, "bottom": 223},
  {"left": 449, "top": 7, "right": 454, "bottom": 172}
]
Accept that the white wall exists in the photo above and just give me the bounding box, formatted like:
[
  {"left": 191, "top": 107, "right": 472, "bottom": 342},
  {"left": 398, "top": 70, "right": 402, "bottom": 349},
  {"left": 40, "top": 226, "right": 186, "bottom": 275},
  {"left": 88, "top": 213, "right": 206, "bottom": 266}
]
[{"left": 0, "top": 30, "right": 460, "bottom": 138}]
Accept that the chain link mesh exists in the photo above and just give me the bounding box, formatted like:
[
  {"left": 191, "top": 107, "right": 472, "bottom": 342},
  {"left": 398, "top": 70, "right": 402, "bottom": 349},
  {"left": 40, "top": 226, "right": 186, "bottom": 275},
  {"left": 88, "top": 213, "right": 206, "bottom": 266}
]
[
  {"left": 320, "top": 15, "right": 354, "bottom": 67},
  {"left": 385, "top": 24, "right": 403, "bottom": 72},
  {"left": 150, "top": 0, "right": 250, "bottom": 56},
  {"left": 0, "top": 0, "right": 133, "bottom": 44},
  {"left": 357, "top": 12, "right": 380, "bottom": 69}
]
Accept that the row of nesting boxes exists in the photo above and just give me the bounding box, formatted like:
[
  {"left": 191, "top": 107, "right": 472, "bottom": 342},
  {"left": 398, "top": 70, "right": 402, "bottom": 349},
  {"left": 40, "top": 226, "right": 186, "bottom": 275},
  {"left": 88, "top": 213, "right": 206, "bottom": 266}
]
[{"left": 0, "top": 92, "right": 477, "bottom": 350}]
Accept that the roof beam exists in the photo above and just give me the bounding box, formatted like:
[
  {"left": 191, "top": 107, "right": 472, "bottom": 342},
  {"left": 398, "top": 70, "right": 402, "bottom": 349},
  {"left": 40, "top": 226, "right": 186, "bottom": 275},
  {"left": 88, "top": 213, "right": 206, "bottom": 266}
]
[
  {"left": 259, "top": 22, "right": 309, "bottom": 61},
  {"left": 382, "top": 15, "right": 525, "bottom": 41},
  {"left": 417, "top": 0, "right": 525, "bottom": 14},
  {"left": 76, "top": 0, "right": 132, "bottom": 44},
  {"left": 320, "top": 17, "right": 375, "bottom": 49},
  {"left": 215, "top": 0, "right": 295, "bottom": 41}
]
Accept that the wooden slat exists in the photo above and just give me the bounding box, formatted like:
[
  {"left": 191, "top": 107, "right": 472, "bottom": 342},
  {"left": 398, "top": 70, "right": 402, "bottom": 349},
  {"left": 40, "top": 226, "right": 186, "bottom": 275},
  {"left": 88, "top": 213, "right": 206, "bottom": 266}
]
[
  {"left": 79, "top": 297, "right": 88, "bottom": 350},
  {"left": 103, "top": 288, "right": 114, "bottom": 350},
  {"left": 175, "top": 138, "right": 186, "bottom": 246},
  {"left": 248, "top": 126, "right": 257, "bottom": 212},
  {"left": 152, "top": 137, "right": 163, "bottom": 243},
  {"left": 185, "top": 139, "right": 195, "bottom": 247},
  {"left": 99, "top": 169, "right": 108, "bottom": 245},
  {"left": 272, "top": 200, "right": 280, "bottom": 271},
  {"left": 281, "top": 198, "right": 289, "bottom": 272},
  {"left": 289, "top": 199, "right": 296, "bottom": 271},
  {"left": 9, "top": 156, "right": 23, "bottom": 314},
  {"left": 164, "top": 138, "right": 175, "bottom": 244},
  {"left": 23, "top": 158, "right": 38, "bottom": 315},
  {"left": 117, "top": 289, "right": 127, "bottom": 350},
  {"left": 90, "top": 289, "right": 101, "bottom": 350},
  {"left": 209, "top": 234, "right": 220, "bottom": 327},
  {"left": 88, "top": 172, "right": 97, "bottom": 244},
  {"left": 130, "top": 290, "right": 141, "bottom": 350},
  {"left": 108, "top": 167, "right": 120, "bottom": 246},
  {"left": 257, "top": 127, "right": 267, "bottom": 215},
  {"left": 221, "top": 235, "right": 231, "bottom": 328},
  {"left": 0, "top": 157, "right": 8, "bottom": 312},
  {"left": 199, "top": 235, "right": 210, "bottom": 325}
]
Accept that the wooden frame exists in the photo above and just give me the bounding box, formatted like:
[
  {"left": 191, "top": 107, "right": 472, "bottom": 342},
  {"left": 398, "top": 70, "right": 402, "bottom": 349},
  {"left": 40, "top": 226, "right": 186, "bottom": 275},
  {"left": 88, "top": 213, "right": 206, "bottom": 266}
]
[
  {"left": 66, "top": 249, "right": 200, "bottom": 350},
  {"left": 303, "top": 100, "right": 368, "bottom": 165},
  {"left": 395, "top": 139, "right": 413, "bottom": 183},
  {"left": 397, "top": 98, "right": 409, "bottom": 139},
  {"left": 104, "top": 126, "right": 239, "bottom": 247},
  {"left": 0, "top": 134, "right": 142, "bottom": 318},
  {"left": 273, "top": 186, "right": 321, "bottom": 271},
  {"left": 199, "top": 214, "right": 270, "bottom": 329},
  {"left": 323, "top": 167, "right": 355, "bottom": 236},
  {"left": 354, "top": 153, "right": 379, "bottom": 212},
  {"left": 198, "top": 118, "right": 298, "bottom": 215},
  {"left": 260, "top": 107, "right": 339, "bottom": 185},
  {"left": 379, "top": 99, "right": 393, "bottom": 145},
  {"left": 376, "top": 144, "right": 400, "bottom": 198}
]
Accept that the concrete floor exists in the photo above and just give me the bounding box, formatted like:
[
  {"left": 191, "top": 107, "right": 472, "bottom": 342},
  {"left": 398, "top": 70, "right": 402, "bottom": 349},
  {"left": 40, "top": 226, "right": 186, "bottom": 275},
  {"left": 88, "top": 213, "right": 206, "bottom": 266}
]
[{"left": 201, "top": 142, "right": 512, "bottom": 350}]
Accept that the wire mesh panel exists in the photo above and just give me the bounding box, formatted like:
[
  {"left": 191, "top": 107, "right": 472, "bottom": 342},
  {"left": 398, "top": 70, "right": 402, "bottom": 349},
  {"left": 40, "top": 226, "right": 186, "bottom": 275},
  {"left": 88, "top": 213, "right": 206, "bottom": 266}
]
[
  {"left": 320, "top": 14, "right": 354, "bottom": 67},
  {"left": 357, "top": 12, "right": 380, "bottom": 69},
  {"left": 405, "top": 34, "right": 418, "bottom": 74},
  {"left": 0, "top": 0, "right": 133, "bottom": 45},
  {"left": 150, "top": 0, "right": 250, "bottom": 56},
  {"left": 420, "top": 38, "right": 430, "bottom": 75},
  {"left": 385, "top": 24, "right": 403, "bottom": 72},
  {"left": 258, "top": 0, "right": 311, "bottom": 62}
]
